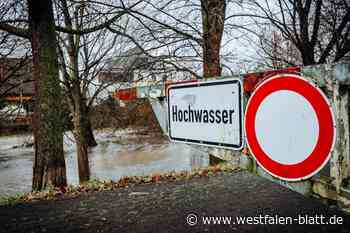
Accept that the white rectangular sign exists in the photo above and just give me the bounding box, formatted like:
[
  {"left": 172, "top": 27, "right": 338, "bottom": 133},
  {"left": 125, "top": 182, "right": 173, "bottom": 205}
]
[{"left": 167, "top": 78, "right": 243, "bottom": 150}]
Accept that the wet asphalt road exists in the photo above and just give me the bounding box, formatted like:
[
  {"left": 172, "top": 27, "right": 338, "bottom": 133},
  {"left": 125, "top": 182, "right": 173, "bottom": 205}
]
[{"left": 0, "top": 170, "right": 349, "bottom": 233}]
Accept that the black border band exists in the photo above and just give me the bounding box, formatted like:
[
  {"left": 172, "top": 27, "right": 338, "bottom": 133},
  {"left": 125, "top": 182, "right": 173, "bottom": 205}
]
[{"left": 167, "top": 79, "right": 243, "bottom": 149}]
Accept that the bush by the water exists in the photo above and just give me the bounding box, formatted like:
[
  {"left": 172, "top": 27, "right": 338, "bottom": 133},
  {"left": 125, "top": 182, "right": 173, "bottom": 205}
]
[{"left": 90, "top": 98, "right": 161, "bottom": 132}]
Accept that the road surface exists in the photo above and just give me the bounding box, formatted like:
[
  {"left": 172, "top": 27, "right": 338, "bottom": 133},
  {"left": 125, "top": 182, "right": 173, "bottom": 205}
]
[{"left": 0, "top": 171, "right": 349, "bottom": 233}]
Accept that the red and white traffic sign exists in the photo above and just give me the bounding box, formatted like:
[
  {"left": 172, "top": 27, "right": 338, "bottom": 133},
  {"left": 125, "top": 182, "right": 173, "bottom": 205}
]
[{"left": 245, "top": 74, "right": 336, "bottom": 181}]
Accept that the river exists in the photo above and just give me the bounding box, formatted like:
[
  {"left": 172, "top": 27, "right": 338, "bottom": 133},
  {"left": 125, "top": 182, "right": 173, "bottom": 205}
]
[{"left": 0, "top": 128, "right": 209, "bottom": 197}]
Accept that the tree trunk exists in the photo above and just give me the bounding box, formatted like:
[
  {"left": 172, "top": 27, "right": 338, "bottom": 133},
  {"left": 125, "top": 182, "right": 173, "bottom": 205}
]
[
  {"left": 28, "top": 0, "right": 67, "bottom": 190},
  {"left": 300, "top": 44, "right": 316, "bottom": 65},
  {"left": 72, "top": 84, "right": 90, "bottom": 182},
  {"left": 84, "top": 111, "right": 97, "bottom": 147},
  {"left": 201, "top": 0, "right": 226, "bottom": 78},
  {"left": 62, "top": 8, "right": 92, "bottom": 181}
]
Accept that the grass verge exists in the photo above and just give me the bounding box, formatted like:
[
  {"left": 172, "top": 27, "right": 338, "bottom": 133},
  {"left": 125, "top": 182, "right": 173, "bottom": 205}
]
[{"left": 0, "top": 163, "right": 239, "bottom": 207}]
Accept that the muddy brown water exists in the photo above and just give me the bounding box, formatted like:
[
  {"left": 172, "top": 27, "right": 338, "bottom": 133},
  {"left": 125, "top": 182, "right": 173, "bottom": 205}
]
[{"left": 0, "top": 129, "right": 209, "bottom": 197}]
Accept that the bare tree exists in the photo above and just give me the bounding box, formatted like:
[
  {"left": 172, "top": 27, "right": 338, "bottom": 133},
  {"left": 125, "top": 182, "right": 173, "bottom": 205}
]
[
  {"left": 255, "top": 29, "right": 302, "bottom": 69},
  {"left": 108, "top": 0, "right": 240, "bottom": 79},
  {"left": 0, "top": 0, "right": 141, "bottom": 190},
  {"left": 245, "top": 0, "right": 350, "bottom": 66},
  {"left": 28, "top": 0, "right": 68, "bottom": 190},
  {"left": 0, "top": 32, "right": 32, "bottom": 100},
  {"left": 0, "top": 0, "right": 71, "bottom": 190},
  {"left": 55, "top": 0, "right": 152, "bottom": 183}
]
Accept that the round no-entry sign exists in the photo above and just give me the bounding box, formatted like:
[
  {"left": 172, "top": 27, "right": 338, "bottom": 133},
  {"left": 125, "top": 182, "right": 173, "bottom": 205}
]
[{"left": 245, "top": 74, "right": 336, "bottom": 181}]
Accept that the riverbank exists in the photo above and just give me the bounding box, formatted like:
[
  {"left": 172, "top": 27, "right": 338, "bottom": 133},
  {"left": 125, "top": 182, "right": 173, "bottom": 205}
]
[
  {"left": 0, "top": 169, "right": 349, "bottom": 233},
  {"left": 0, "top": 164, "right": 236, "bottom": 206}
]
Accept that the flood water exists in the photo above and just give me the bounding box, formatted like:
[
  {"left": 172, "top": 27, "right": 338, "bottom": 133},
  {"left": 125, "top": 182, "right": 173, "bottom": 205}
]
[{"left": 0, "top": 128, "right": 209, "bottom": 197}]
